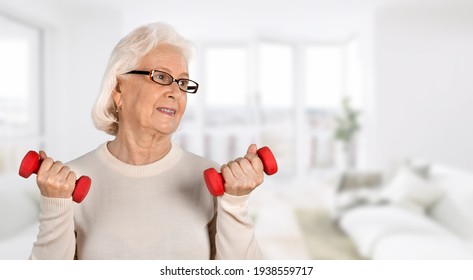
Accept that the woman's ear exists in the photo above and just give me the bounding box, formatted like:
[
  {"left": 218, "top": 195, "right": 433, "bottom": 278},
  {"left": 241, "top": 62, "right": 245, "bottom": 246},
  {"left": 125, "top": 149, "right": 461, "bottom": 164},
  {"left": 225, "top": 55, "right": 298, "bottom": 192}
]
[
  {"left": 115, "top": 82, "right": 121, "bottom": 93},
  {"left": 112, "top": 81, "right": 123, "bottom": 111}
]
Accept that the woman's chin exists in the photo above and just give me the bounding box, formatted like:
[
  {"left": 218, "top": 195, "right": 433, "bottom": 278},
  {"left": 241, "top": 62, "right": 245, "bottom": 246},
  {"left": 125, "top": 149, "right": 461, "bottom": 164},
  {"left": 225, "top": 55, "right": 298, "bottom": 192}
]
[{"left": 150, "top": 125, "right": 179, "bottom": 137}]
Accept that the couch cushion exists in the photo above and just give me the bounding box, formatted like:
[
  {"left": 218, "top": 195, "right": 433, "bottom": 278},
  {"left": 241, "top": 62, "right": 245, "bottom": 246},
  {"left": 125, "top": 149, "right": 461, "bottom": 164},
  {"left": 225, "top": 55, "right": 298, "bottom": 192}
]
[
  {"left": 372, "top": 232, "right": 473, "bottom": 259},
  {"left": 339, "top": 205, "right": 452, "bottom": 258},
  {"left": 380, "top": 166, "right": 444, "bottom": 213},
  {"left": 429, "top": 165, "right": 473, "bottom": 240}
]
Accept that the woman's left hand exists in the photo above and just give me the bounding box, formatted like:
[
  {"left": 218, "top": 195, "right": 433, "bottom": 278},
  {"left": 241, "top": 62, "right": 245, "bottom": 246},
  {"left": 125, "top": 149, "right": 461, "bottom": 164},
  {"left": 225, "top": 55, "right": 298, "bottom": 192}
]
[{"left": 220, "top": 144, "right": 265, "bottom": 196}]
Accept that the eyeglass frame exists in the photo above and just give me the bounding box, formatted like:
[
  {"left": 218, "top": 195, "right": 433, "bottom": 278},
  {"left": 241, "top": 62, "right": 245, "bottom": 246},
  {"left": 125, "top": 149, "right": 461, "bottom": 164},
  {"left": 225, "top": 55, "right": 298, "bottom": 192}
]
[{"left": 125, "top": 69, "right": 199, "bottom": 94}]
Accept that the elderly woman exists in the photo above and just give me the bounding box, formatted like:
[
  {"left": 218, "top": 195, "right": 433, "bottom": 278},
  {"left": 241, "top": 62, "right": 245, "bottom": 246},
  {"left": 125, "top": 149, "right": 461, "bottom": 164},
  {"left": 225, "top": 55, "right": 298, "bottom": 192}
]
[{"left": 30, "top": 22, "right": 263, "bottom": 259}]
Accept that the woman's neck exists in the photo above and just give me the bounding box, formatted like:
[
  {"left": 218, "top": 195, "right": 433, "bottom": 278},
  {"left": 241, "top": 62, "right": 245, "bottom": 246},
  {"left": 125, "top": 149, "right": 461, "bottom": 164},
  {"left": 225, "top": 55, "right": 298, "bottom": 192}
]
[{"left": 107, "top": 130, "right": 172, "bottom": 165}]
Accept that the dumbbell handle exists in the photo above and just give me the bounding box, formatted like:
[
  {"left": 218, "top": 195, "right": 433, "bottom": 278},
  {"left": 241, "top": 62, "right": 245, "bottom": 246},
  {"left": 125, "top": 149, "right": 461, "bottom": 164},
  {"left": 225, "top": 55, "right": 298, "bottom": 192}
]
[
  {"left": 18, "top": 150, "right": 91, "bottom": 203},
  {"left": 203, "top": 146, "right": 278, "bottom": 196}
]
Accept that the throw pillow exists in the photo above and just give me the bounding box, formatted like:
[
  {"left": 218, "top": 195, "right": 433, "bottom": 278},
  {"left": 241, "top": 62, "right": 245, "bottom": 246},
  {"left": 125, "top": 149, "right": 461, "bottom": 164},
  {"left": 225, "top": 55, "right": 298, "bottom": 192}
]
[{"left": 381, "top": 166, "right": 444, "bottom": 213}]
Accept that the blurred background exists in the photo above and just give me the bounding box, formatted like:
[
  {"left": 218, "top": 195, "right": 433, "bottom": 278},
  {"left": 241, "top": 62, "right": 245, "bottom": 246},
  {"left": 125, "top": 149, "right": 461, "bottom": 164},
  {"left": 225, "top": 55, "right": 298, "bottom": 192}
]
[{"left": 1, "top": 0, "right": 473, "bottom": 260}]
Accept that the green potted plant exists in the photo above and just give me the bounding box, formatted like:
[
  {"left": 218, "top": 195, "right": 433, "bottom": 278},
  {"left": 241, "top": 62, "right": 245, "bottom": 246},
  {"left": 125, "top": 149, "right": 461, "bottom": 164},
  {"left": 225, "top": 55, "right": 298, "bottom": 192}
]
[{"left": 334, "top": 97, "right": 361, "bottom": 168}]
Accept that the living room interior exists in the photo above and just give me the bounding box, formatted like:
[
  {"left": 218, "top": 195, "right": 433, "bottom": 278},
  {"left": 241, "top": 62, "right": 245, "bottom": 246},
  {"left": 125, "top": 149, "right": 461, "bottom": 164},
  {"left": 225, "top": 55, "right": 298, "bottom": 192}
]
[{"left": 1, "top": 0, "right": 473, "bottom": 260}]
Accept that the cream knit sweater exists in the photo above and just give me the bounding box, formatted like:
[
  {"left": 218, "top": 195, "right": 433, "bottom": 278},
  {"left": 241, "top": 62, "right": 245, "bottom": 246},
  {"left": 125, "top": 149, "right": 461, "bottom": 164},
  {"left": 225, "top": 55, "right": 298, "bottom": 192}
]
[{"left": 30, "top": 142, "right": 262, "bottom": 259}]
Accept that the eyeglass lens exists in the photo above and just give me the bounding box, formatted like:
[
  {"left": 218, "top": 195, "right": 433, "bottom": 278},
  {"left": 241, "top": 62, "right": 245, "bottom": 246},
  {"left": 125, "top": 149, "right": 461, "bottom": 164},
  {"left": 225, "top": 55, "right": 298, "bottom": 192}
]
[{"left": 151, "top": 70, "right": 197, "bottom": 93}]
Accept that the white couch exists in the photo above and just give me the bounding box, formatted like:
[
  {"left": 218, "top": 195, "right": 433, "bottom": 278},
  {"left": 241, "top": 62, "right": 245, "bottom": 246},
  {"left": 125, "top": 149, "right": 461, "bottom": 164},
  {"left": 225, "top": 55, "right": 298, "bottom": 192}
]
[{"left": 336, "top": 162, "right": 473, "bottom": 259}]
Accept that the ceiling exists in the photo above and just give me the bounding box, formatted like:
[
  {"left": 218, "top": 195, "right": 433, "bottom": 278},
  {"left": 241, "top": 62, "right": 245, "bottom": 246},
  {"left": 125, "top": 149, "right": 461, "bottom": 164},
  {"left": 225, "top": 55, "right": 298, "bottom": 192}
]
[{"left": 2, "top": 0, "right": 472, "bottom": 42}]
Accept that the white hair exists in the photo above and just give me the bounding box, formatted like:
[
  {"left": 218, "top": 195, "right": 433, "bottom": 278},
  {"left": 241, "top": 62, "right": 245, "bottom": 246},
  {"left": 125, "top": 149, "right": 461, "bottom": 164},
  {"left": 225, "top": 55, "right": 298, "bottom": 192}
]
[{"left": 92, "top": 22, "right": 195, "bottom": 135}]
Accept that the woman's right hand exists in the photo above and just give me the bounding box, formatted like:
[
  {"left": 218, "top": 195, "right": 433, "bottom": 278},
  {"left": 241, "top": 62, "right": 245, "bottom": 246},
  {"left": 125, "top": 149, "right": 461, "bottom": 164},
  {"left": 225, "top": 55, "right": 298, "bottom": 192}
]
[{"left": 36, "top": 151, "right": 77, "bottom": 199}]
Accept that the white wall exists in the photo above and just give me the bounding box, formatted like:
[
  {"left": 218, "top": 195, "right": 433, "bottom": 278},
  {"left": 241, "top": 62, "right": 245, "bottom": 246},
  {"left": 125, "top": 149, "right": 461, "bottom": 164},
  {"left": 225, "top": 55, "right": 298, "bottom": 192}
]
[{"left": 375, "top": 4, "right": 473, "bottom": 172}]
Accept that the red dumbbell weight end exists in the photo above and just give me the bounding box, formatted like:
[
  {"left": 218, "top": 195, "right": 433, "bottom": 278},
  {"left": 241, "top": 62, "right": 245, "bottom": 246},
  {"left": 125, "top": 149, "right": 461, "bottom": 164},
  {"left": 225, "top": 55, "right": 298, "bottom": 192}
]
[
  {"left": 203, "top": 146, "right": 278, "bottom": 196},
  {"left": 18, "top": 151, "right": 91, "bottom": 203}
]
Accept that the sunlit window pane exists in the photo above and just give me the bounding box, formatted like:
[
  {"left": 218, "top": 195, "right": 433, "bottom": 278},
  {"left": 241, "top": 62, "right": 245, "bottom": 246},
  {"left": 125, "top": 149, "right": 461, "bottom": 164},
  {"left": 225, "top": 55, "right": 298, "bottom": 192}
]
[
  {"left": 305, "top": 45, "right": 343, "bottom": 109},
  {"left": 0, "top": 15, "right": 41, "bottom": 137},
  {"left": 204, "top": 47, "right": 247, "bottom": 107},
  {"left": 258, "top": 43, "right": 293, "bottom": 108},
  {"left": 0, "top": 41, "right": 29, "bottom": 98},
  {"left": 346, "top": 39, "right": 362, "bottom": 107}
]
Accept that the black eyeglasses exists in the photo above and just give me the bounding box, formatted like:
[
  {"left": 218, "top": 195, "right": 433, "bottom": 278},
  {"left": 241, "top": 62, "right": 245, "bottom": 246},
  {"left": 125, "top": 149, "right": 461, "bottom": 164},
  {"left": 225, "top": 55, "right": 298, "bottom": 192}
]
[{"left": 125, "top": 70, "right": 199, "bottom": 94}]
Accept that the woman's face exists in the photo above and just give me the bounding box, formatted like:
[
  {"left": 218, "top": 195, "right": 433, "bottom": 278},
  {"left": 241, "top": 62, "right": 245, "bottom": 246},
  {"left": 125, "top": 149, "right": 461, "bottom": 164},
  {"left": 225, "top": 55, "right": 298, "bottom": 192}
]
[{"left": 115, "top": 44, "right": 189, "bottom": 137}]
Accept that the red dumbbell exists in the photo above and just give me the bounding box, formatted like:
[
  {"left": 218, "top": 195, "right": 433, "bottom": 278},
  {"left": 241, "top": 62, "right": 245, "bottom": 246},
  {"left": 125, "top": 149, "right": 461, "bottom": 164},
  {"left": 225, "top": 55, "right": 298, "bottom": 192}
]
[
  {"left": 203, "top": 146, "right": 278, "bottom": 196},
  {"left": 18, "top": 150, "right": 91, "bottom": 203}
]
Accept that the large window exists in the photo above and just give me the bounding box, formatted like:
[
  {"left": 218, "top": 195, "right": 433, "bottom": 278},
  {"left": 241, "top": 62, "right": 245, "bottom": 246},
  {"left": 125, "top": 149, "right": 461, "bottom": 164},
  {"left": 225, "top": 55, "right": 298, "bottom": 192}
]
[
  {"left": 176, "top": 38, "right": 363, "bottom": 179},
  {"left": 196, "top": 43, "right": 297, "bottom": 176},
  {"left": 304, "top": 39, "right": 362, "bottom": 170},
  {"left": 200, "top": 46, "right": 252, "bottom": 164},
  {"left": 0, "top": 14, "right": 42, "bottom": 176}
]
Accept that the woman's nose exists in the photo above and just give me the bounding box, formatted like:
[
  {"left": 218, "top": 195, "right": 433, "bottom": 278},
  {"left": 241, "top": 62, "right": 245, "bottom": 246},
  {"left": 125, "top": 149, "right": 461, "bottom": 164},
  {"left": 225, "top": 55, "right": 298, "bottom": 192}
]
[{"left": 166, "top": 82, "right": 181, "bottom": 99}]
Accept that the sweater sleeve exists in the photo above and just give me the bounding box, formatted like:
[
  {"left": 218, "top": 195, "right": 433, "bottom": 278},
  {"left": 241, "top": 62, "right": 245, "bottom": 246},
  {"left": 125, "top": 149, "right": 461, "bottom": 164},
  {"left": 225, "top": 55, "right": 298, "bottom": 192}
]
[
  {"left": 214, "top": 193, "right": 262, "bottom": 259},
  {"left": 29, "top": 196, "right": 76, "bottom": 260}
]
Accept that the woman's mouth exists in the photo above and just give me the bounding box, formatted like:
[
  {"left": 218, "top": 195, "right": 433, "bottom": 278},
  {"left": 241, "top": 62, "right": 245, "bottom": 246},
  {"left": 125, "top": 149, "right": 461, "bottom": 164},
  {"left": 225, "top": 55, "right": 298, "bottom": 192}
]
[{"left": 156, "top": 107, "right": 176, "bottom": 116}]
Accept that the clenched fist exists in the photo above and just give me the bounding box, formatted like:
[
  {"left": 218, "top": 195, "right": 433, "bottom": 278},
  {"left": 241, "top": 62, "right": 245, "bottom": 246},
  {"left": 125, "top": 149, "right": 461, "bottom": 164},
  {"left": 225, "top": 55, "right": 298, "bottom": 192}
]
[
  {"left": 220, "top": 144, "right": 265, "bottom": 196},
  {"left": 36, "top": 151, "right": 77, "bottom": 199}
]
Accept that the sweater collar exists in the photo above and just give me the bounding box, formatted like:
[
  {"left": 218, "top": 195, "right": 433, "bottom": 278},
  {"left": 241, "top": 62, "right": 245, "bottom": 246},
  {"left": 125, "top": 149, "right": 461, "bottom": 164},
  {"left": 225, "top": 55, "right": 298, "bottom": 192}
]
[{"left": 97, "top": 142, "right": 183, "bottom": 177}]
